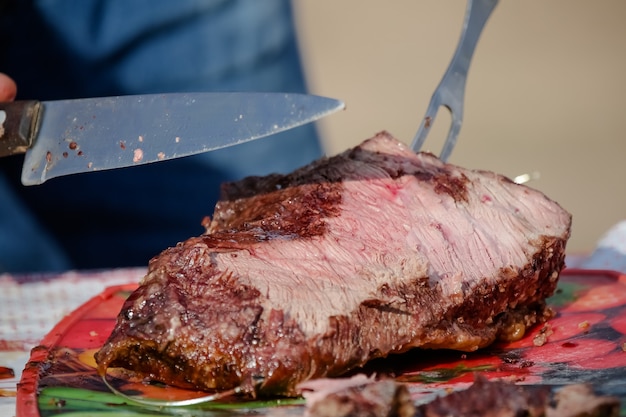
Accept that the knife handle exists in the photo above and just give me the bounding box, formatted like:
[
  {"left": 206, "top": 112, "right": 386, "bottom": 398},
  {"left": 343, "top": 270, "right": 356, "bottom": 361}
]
[{"left": 0, "top": 100, "right": 41, "bottom": 157}]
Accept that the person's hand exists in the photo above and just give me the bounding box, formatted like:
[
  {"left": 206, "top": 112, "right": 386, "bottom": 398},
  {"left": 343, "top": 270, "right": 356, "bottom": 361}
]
[{"left": 0, "top": 73, "right": 17, "bottom": 101}]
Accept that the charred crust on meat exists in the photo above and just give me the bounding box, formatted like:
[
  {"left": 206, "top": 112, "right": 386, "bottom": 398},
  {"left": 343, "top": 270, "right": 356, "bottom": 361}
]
[
  {"left": 432, "top": 172, "right": 469, "bottom": 202},
  {"left": 208, "top": 178, "right": 342, "bottom": 241}
]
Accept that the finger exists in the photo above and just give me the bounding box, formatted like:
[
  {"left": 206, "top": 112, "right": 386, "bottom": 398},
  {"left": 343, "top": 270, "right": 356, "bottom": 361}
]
[{"left": 0, "top": 73, "right": 17, "bottom": 101}]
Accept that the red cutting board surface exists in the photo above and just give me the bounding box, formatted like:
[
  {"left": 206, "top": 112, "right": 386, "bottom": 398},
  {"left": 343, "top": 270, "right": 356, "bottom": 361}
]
[{"left": 16, "top": 269, "right": 626, "bottom": 416}]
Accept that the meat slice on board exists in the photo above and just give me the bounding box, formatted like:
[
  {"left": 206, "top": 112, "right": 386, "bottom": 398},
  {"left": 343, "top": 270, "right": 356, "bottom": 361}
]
[{"left": 96, "top": 131, "right": 572, "bottom": 397}]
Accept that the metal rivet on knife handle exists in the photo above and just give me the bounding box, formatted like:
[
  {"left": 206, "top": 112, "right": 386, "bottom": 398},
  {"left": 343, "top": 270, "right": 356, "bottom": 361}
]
[{"left": 0, "top": 100, "right": 41, "bottom": 157}]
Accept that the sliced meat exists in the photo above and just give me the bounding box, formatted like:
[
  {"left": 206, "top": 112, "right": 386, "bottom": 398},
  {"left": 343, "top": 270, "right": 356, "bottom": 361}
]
[
  {"left": 95, "top": 131, "right": 572, "bottom": 397},
  {"left": 414, "top": 376, "right": 619, "bottom": 417},
  {"left": 300, "top": 375, "right": 415, "bottom": 417}
]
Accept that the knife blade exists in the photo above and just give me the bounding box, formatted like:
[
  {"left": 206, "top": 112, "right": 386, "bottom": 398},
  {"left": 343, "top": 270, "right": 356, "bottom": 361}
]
[{"left": 0, "top": 92, "right": 345, "bottom": 186}]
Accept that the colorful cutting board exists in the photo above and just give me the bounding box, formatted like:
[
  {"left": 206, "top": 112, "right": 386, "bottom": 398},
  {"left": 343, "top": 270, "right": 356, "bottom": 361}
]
[{"left": 16, "top": 269, "right": 626, "bottom": 416}]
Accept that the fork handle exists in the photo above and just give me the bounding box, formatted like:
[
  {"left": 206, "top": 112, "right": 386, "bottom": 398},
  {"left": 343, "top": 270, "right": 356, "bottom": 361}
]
[{"left": 446, "top": 0, "right": 499, "bottom": 93}]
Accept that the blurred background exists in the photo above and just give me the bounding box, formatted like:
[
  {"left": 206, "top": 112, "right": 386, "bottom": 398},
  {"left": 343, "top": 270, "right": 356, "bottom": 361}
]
[{"left": 293, "top": 0, "right": 626, "bottom": 254}]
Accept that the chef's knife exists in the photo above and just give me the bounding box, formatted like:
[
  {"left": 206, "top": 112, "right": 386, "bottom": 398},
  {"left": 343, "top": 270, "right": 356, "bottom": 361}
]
[{"left": 0, "top": 92, "right": 345, "bottom": 186}]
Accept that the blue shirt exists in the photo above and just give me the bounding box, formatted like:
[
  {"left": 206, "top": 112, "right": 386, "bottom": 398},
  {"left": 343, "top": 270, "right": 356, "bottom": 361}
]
[{"left": 0, "top": 0, "right": 323, "bottom": 272}]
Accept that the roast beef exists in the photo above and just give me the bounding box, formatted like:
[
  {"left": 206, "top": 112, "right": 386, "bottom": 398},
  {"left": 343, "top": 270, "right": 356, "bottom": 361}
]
[{"left": 95, "top": 131, "right": 572, "bottom": 397}]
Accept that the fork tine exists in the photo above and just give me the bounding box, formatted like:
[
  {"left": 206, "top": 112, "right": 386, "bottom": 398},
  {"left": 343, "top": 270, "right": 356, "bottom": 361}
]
[
  {"left": 410, "top": 0, "right": 498, "bottom": 161},
  {"left": 440, "top": 110, "right": 463, "bottom": 162},
  {"left": 411, "top": 94, "right": 442, "bottom": 154}
]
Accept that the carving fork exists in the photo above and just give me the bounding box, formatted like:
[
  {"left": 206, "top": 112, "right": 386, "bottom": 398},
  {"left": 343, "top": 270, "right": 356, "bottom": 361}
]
[{"left": 411, "top": 0, "right": 498, "bottom": 161}]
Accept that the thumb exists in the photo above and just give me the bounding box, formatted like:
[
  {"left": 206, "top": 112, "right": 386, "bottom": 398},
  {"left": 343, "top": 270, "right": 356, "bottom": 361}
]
[{"left": 0, "top": 73, "right": 17, "bottom": 101}]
